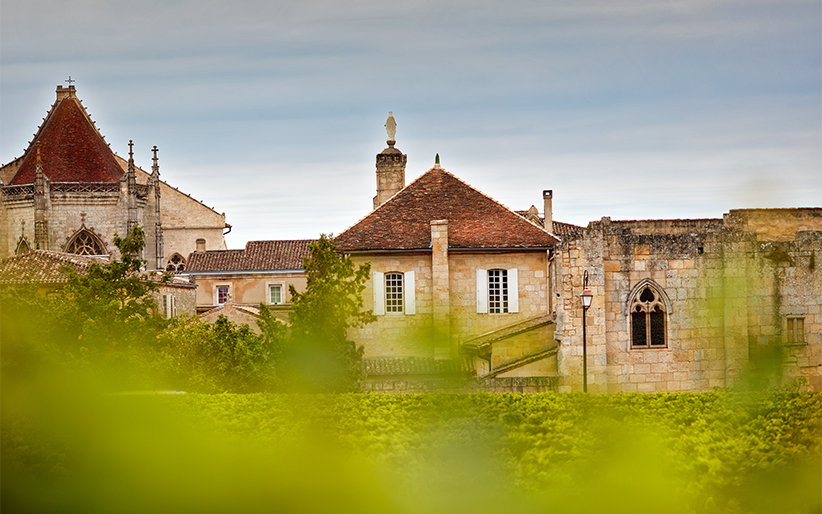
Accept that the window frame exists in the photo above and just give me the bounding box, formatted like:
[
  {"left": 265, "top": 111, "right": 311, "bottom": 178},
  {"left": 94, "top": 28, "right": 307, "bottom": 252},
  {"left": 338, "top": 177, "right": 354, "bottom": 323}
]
[
  {"left": 627, "top": 281, "right": 670, "bottom": 350},
  {"left": 166, "top": 253, "right": 186, "bottom": 273},
  {"left": 268, "top": 284, "right": 284, "bottom": 305},
  {"left": 785, "top": 317, "right": 806, "bottom": 345},
  {"left": 385, "top": 272, "right": 404, "bottom": 314},
  {"left": 372, "top": 271, "right": 415, "bottom": 315},
  {"left": 477, "top": 268, "right": 518, "bottom": 314},
  {"left": 215, "top": 284, "right": 231, "bottom": 305}
]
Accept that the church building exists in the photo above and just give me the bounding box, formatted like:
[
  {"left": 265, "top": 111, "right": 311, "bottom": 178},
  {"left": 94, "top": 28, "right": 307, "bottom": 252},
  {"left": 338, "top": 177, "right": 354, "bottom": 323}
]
[{"left": 0, "top": 84, "right": 228, "bottom": 270}]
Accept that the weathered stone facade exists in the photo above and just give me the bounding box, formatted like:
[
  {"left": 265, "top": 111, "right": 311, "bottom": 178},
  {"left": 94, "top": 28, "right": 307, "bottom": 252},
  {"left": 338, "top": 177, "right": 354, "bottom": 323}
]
[
  {"left": 0, "top": 85, "right": 227, "bottom": 270},
  {"left": 554, "top": 210, "right": 822, "bottom": 392}
]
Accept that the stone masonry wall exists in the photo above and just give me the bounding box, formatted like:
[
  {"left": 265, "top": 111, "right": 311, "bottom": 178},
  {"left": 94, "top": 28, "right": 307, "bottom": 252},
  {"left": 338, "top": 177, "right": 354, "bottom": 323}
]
[{"left": 556, "top": 211, "right": 822, "bottom": 393}]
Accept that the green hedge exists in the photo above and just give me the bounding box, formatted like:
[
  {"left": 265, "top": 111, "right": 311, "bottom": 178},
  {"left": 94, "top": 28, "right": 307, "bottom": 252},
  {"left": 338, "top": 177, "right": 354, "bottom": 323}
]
[{"left": 3, "top": 391, "right": 820, "bottom": 514}]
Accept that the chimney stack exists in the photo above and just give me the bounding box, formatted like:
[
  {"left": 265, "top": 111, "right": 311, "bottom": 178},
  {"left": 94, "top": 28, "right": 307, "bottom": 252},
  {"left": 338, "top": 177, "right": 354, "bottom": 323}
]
[
  {"left": 543, "top": 190, "right": 553, "bottom": 234},
  {"left": 373, "top": 112, "right": 407, "bottom": 208},
  {"left": 195, "top": 238, "right": 206, "bottom": 252}
]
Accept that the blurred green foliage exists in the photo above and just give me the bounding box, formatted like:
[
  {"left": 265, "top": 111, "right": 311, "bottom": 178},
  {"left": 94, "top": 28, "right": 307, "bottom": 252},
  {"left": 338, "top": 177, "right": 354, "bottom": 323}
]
[
  {"left": 283, "top": 234, "right": 375, "bottom": 392},
  {"left": 2, "top": 388, "right": 819, "bottom": 514}
]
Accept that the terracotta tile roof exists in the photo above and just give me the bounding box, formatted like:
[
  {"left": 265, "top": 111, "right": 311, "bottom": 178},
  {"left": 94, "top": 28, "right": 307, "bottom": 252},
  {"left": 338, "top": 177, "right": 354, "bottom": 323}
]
[
  {"left": 198, "top": 302, "right": 261, "bottom": 319},
  {"left": 335, "top": 167, "right": 560, "bottom": 252},
  {"left": 10, "top": 95, "right": 124, "bottom": 185},
  {"left": 362, "top": 356, "right": 475, "bottom": 377},
  {"left": 513, "top": 211, "right": 586, "bottom": 237},
  {"left": 0, "top": 250, "right": 193, "bottom": 288},
  {"left": 185, "top": 240, "right": 315, "bottom": 272},
  {"left": 0, "top": 250, "right": 106, "bottom": 284}
]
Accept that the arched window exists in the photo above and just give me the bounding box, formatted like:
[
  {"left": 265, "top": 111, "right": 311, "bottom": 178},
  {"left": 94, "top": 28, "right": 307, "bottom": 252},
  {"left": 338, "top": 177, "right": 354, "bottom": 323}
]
[
  {"left": 630, "top": 284, "right": 668, "bottom": 348},
  {"left": 15, "top": 238, "right": 31, "bottom": 256},
  {"left": 66, "top": 229, "right": 105, "bottom": 256},
  {"left": 385, "top": 272, "right": 404, "bottom": 313},
  {"left": 166, "top": 253, "right": 186, "bottom": 273}
]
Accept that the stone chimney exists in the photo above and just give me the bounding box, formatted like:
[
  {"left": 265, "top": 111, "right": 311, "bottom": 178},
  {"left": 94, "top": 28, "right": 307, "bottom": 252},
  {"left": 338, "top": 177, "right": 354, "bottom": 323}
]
[
  {"left": 373, "top": 112, "right": 407, "bottom": 208},
  {"left": 543, "top": 190, "right": 553, "bottom": 234},
  {"left": 431, "top": 219, "right": 451, "bottom": 359},
  {"left": 196, "top": 238, "right": 206, "bottom": 252},
  {"left": 56, "top": 85, "right": 76, "bottom": 101}
]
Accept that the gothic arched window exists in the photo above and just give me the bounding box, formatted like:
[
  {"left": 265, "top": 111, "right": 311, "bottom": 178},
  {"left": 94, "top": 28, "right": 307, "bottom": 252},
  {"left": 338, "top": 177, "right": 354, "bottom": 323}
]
[
  {"left": 66, "top": 230, "right": 105, "bottom": 256},
  {"left": 628, "top": 282, "right": 670, "bottom": 349},
  {"left": 15, "top": 238, "right": 31, "bottom": 256},
  {"left": 166, "top": 253, "right": 186, "bottom": 273}
]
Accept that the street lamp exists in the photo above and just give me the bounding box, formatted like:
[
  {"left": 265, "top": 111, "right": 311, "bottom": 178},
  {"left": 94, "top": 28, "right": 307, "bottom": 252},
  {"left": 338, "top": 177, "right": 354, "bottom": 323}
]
[{"left": 580, "top": 270, "right": 593, "bottom": 393}]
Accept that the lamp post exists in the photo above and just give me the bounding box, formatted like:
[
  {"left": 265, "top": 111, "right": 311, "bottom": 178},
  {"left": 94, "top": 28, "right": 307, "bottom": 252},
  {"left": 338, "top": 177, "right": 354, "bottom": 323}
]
[{"left": 580, "top": 270, "right": 593, "bottom": 393}]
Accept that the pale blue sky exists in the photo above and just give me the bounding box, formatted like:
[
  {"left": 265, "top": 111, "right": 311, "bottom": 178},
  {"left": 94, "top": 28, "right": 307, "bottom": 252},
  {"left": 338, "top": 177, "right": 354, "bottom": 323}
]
[{"left": 2, "top": 0, "right": 819, "bottom": 248}]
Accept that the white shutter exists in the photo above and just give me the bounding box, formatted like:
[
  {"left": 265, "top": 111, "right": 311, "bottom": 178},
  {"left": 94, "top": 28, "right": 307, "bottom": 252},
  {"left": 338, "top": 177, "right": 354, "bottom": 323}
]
[
  {"left": 373, "top": 271, "right": 385, "bottom": 315},
  {"left": 404, "top": 271, "right": 416, "bottom": 315},
  {"left": 476, "top": 269, "right": 488, "bottom": 313},
  {"left": 162, "top": 294, "right": 169, "bottom": 318},
  {"left": 172, "top": 295, "right": 178, "bottom": 317},
  {"left": 508, "top": 268, "right": 519, "bottom": 313}
]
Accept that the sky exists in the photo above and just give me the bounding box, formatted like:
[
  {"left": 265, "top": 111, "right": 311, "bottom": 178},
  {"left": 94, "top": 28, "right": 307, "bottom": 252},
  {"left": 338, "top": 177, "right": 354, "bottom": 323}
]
[{"left": 1, "top": 0, "right": 820, "bottom": 249}]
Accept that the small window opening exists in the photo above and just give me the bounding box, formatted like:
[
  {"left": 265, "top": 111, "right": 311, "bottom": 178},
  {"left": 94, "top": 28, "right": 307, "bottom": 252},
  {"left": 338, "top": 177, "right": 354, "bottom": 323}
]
[{"left": 385, "top": 273, "right": 404, "bottom": 313}]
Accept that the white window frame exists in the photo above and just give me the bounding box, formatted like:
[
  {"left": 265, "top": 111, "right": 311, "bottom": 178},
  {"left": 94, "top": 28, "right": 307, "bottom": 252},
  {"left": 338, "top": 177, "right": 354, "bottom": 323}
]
[
  {"left": 373, "top": 271, "right": 415, "bottom": 315},
  {"left": 162, "top": 294, "right": 178, "bottom": 318},
  {"left": 477, "top": 268, "right": 518, "bottom": 314},
  {"left": 268, "top": 283, "right": 285, "bottom": 305},
  {"left": 215, "top": 284, "right": 231, "bottom": 305}
]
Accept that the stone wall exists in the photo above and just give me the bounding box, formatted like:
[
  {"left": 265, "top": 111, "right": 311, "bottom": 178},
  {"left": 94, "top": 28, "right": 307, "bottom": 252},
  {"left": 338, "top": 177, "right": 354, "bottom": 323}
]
[
  {"left": 360, "top": 376, "right": 558, "bottom": 393},
  {"left": 555, "top": 209, "right": 822, "bottom": 393},
  {"left": 349, "top": 248, "right": 556, "bottom": 376}
]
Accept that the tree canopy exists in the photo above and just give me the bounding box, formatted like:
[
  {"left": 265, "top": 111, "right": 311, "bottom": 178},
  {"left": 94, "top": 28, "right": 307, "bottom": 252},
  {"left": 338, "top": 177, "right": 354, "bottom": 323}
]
[{"left": 284, "top": 234, "right": 375, "bottom": 391}]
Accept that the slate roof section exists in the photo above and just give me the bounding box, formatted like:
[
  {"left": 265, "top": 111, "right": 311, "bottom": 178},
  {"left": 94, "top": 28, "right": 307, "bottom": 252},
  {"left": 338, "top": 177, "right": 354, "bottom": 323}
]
[
  {"left": 10, "top": 93, "right": 125, "bottom": 185},
  {"left": 0, "top": 250, "right": 193, "bottom": 288},
  {"left": 185, "top": 240, "right": 315, "bottom": 272},
  {"left": 362, "top": 356, "right": 475, "bottom": 377},
  {"left": 335, "top": 167, "right": 560, "bottom": 252}
]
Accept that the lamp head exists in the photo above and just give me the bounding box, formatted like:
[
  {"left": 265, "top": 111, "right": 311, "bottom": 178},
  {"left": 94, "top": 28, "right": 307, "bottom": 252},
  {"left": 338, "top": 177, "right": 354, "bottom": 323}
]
[{"left": 580, "top": 287, "right": 593, "bottom": 308}]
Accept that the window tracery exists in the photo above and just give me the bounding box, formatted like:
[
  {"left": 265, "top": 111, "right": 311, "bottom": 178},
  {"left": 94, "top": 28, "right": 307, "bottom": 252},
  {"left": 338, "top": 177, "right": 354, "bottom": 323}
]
[
  {"left": 630, "top": 285, "right": 667, "bottom": 348},
  {"left": 66, "top": 229, "right": 105, "bottom": 255},
  {"left": 166, "top": 253, "right": 186, "bottom": 273}
]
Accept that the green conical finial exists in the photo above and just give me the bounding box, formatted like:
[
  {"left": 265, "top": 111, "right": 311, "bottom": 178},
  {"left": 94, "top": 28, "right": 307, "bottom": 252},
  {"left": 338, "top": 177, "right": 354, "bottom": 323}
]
[{"left": 435, "top": 153, "right": 440, "bottom": 165}]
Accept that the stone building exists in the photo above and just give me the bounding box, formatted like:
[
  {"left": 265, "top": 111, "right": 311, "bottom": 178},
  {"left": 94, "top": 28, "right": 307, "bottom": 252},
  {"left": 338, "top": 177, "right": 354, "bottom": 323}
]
[
  {"left": 337, "top": 116, "right": 821, "bottom": 392},
  {"left": 335, "top": 132, "right": 562, "bottom": 390},
  {"left": 182, "top": 239, "right": 314, "bottom": 320},
  {"left": 553, "top": 209, "right": 822, "bottom": 392},
  {"left": 0, "top": 84, "right": 228, "bottom": 269}
]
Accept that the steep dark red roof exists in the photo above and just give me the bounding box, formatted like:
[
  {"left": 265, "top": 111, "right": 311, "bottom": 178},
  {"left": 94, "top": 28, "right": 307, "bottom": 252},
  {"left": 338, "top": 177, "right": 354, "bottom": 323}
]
[
  {"left": 186, "top": 240, "right": 315, "bottom": 272},
  {"left": 335, "top": 167, "right": 560, "bottom": 251},
  {"left": 10, "top": 95, "right": 124, "bottom": 185}
]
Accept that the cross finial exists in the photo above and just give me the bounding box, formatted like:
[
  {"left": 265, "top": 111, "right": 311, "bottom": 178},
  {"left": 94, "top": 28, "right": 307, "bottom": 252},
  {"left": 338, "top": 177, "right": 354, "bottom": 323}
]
[
  {"left": 80, "top": 212, "right": 86, "bottom": 225},
  {"left": 152, "top": 145, "right": 159, "bottom": 165},
  {"left": 65, "top": 76, "right": 75, "bottom": 87},
  {"left": 128, "top": 140, "right": 134, "bottom": 159}
]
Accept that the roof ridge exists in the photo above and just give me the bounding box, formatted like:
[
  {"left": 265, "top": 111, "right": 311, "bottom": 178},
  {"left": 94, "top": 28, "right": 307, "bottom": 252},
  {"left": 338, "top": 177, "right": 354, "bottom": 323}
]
[
  {"left": 431, "top": 167, "right": 556, "bottom": 239},
  {"left": 336, "top": 166, "right": 560, "bottom": 250}
]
